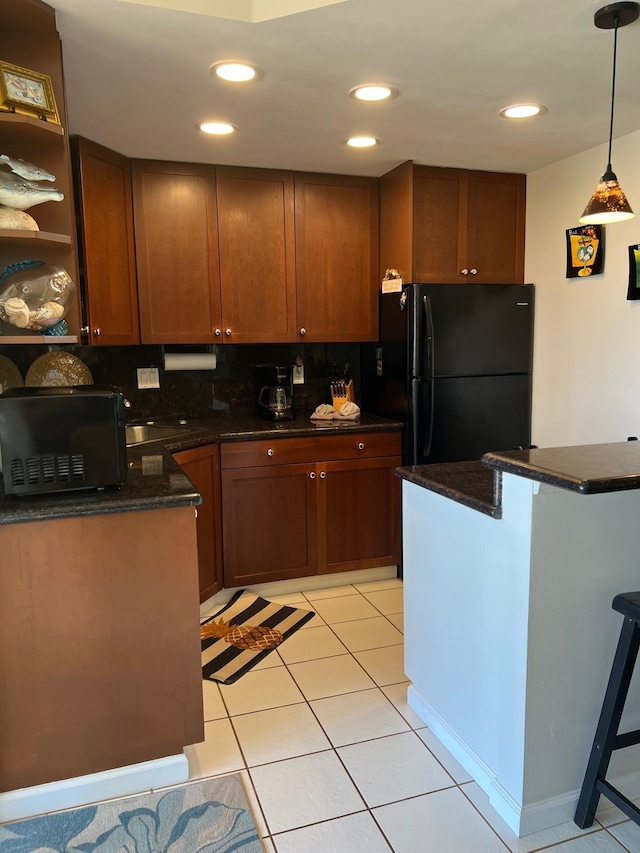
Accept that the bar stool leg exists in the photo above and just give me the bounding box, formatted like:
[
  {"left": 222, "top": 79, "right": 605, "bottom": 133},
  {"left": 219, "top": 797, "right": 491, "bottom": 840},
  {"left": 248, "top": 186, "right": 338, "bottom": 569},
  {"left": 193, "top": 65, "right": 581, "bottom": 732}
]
[{"left": 575, "top": 617, "right": 640, "bottom": 828}]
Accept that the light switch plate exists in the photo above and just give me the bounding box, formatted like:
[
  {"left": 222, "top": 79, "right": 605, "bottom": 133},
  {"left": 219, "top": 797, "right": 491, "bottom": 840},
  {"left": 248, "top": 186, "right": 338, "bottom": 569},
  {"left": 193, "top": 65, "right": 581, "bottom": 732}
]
[
  {"left": 293, "top": 364, "right": 304, "bottom": 384},
  {"left": 137, "top": 367, "right": 160, "bottom": 389}
]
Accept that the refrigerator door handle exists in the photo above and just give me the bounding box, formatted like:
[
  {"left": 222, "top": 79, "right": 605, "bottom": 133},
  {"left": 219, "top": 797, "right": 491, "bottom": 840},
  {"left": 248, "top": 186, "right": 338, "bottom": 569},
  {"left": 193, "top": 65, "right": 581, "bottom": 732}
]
[{"left": 423, "top": 296, "right": 435, "bottom": 458}]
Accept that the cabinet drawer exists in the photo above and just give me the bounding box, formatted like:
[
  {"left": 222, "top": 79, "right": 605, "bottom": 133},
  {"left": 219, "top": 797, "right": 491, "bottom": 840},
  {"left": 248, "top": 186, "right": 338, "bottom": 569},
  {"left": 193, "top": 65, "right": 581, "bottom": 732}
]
[
  {"left": 221, "top": 437, "right": 317, "bottom": 469},
  {"left": 315, "top": 431, "right": 401, "bottom": 462}
]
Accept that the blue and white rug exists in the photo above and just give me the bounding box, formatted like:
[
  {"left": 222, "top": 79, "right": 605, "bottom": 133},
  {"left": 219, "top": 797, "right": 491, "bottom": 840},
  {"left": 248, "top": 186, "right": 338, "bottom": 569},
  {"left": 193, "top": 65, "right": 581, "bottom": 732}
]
[{"left": 0, "top": 774, "right": 263, "bottom": 853}]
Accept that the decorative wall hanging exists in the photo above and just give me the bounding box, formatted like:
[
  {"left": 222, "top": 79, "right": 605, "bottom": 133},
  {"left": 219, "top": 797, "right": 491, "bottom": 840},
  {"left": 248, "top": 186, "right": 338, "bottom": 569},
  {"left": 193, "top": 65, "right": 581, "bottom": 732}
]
[
  {"left": 566, "top": 225, "right": 605, "bottom": 277},
  {"left": 626, "top": 244, "right": 640, "bottom": 300},
  {"left": 0, "top": 60, "right": 60, "bottom": 124}
]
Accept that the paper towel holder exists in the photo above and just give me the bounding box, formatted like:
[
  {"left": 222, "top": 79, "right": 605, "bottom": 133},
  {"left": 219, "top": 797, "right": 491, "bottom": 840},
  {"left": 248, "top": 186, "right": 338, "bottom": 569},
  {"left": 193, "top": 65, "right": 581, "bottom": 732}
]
[{"left": 162, "top": 345, "right": 217, "bottom": 372}]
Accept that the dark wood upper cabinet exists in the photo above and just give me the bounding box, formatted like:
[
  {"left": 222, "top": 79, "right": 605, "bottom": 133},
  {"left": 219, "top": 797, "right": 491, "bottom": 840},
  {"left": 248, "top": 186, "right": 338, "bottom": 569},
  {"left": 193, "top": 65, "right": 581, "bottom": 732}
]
[
  {"left": 466, "top": 170, "right": 526, "bottom": 284},
  {"left": 380, "top": 161, "right": 526, "bottom": 286},
  {"left": 294, "top": 172, "right": 379, "bottom": 342},
  {"left": 216, "top": 166, "right": 297, "bottom": 343},
  {"left": 72, "top": 138, "right": 139, "bottom": 345},
  {"left": 132, "top": 160, "right": 221, "bottom": 344}
]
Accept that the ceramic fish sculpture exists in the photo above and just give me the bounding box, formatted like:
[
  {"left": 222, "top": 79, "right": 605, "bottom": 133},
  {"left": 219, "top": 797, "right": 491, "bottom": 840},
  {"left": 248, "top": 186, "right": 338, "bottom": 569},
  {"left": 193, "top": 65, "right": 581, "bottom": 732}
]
[
  {"left": 0, "top": 154, "right": 55, "bottom": 182},
  {"left": 0, "top": 170, "right": 63, "bottom": 210}
]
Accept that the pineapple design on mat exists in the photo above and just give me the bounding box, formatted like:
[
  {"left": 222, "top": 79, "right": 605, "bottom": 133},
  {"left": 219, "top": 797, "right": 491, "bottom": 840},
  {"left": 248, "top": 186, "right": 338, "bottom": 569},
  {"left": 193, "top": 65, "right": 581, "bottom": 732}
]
[{"left": 201, "top": 617, "right": 284, "bottom": 651}]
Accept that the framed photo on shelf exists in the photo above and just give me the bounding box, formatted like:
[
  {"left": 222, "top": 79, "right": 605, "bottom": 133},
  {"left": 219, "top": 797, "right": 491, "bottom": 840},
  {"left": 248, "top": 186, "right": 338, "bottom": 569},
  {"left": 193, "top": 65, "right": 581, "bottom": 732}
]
[
  {"left": 0, "top": 60, "right": 60, "bottom": 124},
  {"left": 565, "top": 225, "right": 604, "bottom": 278}
]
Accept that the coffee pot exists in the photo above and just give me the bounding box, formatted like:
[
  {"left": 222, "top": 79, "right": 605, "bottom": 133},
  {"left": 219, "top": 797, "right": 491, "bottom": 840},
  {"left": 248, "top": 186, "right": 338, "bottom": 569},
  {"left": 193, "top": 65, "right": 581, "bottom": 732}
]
[{"left": 255, "top": 364, "right": 294, "bottom": 421}]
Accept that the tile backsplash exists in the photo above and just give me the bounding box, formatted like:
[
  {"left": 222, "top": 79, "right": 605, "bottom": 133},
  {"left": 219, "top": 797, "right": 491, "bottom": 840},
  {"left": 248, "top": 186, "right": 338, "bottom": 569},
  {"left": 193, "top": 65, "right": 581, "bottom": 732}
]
[{"left": 0, "top": 342, "right": 363, "bottom": 420}]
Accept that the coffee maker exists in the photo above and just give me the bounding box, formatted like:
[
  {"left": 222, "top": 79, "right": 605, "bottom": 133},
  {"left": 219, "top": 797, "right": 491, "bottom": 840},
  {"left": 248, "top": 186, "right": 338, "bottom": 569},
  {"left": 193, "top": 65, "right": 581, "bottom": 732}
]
[{"left": 255, "top": 364, "right": 294, "bottom": 421}]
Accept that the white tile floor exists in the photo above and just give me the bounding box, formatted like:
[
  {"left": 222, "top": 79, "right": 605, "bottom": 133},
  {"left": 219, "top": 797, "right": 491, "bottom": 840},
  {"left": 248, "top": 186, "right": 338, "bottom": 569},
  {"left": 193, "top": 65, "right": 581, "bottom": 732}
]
[{"left": 188, "top": 579, "right": 640, "bottom": 853}]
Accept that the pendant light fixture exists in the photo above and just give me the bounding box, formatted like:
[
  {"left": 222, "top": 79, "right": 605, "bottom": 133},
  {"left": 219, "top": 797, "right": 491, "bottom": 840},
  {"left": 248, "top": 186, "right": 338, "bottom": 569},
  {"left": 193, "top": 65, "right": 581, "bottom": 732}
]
[{"left": 579, "top": 1, "right": 639, "bottom": 225}]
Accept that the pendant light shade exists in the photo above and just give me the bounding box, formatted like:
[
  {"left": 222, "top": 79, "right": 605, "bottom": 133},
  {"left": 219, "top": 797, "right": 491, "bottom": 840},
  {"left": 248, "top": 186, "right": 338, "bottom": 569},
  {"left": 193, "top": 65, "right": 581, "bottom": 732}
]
[{"left": 579, "top": 2, "right": 639, "bottom": 225}]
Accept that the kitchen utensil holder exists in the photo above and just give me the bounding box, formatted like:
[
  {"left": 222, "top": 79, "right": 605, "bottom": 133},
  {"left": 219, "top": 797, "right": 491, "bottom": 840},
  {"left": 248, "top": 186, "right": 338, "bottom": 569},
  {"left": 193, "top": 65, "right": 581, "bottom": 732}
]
[{"left": 330, "top": 380, "right": 355, "bottom": 412}]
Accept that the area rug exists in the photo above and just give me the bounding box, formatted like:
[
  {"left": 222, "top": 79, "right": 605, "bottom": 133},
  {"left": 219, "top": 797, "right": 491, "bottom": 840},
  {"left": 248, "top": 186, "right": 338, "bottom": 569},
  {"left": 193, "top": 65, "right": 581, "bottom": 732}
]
[
  {"left": 0, "top": 774, "right": 263, "bottom": 852},
  {"left": 201, "top": 590, "right": 315, "bottom": 684}
]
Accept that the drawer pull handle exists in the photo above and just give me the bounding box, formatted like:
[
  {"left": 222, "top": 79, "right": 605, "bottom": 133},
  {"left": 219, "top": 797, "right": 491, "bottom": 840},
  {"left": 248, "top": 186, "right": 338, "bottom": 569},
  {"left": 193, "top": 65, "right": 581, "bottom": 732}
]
[
  {"left": 309, "top": 471, "right": 316, "bottom": 479},
  {"left": 267, "top": 449, "right": 274, "bottom": 457},
  {"left": 320, "top": 471, "right": 326, "bottom": 479},
  {"left": 357, "top": 442, "right": 365, "bottom": 450}
]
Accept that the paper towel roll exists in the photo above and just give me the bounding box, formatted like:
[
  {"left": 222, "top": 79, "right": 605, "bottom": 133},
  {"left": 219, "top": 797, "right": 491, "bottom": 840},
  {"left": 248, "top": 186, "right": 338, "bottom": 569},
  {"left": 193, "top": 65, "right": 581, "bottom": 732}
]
[{"left": 163, "top": 352, "right": 217, "bottom": 371}]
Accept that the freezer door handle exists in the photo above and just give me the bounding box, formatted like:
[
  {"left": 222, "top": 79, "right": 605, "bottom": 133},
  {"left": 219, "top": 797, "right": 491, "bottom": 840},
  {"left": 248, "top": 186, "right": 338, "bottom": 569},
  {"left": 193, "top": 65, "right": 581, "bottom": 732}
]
[{"left": 410, "top": 378, "right": 434, "bottom": 465}]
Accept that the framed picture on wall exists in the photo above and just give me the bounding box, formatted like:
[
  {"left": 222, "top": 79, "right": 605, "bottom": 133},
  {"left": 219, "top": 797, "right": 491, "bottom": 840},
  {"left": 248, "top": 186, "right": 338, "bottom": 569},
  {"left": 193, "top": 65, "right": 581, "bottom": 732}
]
[
  {"left": 565, "top": 225, "right": 605, "bottom": 278},
  {"left": 626, "top": 245, "right": 640, "bottom": 301}
]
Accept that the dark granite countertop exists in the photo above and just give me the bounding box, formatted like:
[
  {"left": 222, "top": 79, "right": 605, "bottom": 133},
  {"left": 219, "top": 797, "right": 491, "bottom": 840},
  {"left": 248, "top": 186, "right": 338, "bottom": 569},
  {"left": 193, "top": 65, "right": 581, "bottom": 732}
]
[
  {"left": 483, "top": 441, "right": 640, "bottom": 494},
  {"left": 396, "top": 461, "right": 501, "bottom": 518},
  {"left": 0, "top": 412, "right": 402, "bottom": 525}
]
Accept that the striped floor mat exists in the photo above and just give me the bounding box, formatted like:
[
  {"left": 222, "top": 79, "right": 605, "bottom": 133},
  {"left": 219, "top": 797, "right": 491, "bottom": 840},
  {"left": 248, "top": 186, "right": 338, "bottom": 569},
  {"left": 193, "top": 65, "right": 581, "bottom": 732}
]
[{"left": 201, "top": 590, "right": 315, "bottom": 684}]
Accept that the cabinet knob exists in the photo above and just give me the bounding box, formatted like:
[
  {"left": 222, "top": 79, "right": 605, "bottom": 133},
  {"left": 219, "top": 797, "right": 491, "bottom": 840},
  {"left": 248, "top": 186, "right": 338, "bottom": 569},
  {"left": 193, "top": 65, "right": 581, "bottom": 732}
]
[
  {"left": 357, "top": 442, "right": 365, "bottom": 450},
  {"left": 320, "top": 471, "right": 326, "bottom": 479},
  {"left": 470, "top": 268, "right": 478, "bottom": 275},
  {"left": 215, "top": 328, "right": 222, "bottom": 337},
  {"left": 93, "top": 328, "right": 102, "bottom": 336},
  {"left": 300, "top": 328, "right": 307, "bottom": 336},
  {"left": 80, "top": 325, "right": 89, "bottom": 335},
  {"left": 309, "top": 471, "right": 316, "bottom": 479},
  {"left": 267, "top": 448, "right": 274, "bottom": 457},
  {"left": 225, "top": 328, "right": 232, "bottom": 336},
  {"left": 461, "top": 269, "right": 469, "bottom": 275}
]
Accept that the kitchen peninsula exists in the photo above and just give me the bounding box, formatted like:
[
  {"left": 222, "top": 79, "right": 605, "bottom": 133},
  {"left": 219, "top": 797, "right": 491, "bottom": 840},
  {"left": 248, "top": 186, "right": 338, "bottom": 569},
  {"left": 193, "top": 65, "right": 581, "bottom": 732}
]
[
  {"left": 398, "top": 442, "right": 640, "bottom": 837},
  {"left": 0, "top": 411, "right": 401, "bottom": 821}
]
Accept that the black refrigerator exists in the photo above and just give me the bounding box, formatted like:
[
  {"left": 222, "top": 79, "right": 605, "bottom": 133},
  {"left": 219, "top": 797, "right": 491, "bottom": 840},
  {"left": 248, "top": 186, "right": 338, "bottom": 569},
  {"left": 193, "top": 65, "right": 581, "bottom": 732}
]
[{"left": 364, "top": 283, "right": 534, "bottom": 465}]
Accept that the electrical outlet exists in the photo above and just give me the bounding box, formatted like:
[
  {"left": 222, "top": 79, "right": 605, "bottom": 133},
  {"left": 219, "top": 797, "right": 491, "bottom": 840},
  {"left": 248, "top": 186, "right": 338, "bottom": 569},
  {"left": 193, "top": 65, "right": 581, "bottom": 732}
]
[
  {"left": 293, "top": 364, "right": 304, "bottom": 384},
  {"left": 137, "top": 367, "right": 160, "bottom": 389}
]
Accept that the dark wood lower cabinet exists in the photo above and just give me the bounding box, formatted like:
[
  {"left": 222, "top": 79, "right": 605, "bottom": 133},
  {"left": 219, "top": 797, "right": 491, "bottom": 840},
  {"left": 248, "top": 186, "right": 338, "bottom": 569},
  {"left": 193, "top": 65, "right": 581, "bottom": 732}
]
[
  {"left": 173, "top": 444, "right": 223, "bottom": 602},
  {"left": 321, "top": 456, "right": 401, "bottom": 574},
  {"left": 221, "top": 462, "right": 318, "bottom": 587},
  {"left": 220, "top": 432, "right": 401, "bottom": 588}
]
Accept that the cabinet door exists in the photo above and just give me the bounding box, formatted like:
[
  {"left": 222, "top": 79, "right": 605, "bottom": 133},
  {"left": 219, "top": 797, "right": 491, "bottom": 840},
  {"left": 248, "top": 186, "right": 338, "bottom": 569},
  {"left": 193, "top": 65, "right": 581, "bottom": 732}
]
[
  {"left": 72, "top": 138, "right": 139, "bottom": 345},
  {"left": 319, "top": 455, "right": 401, "bottom": 574},
  {"left": 173, "top": 444, "right": 223, "bottom": 602},
  {"left": 412, "top": 165, "right": 468, "bottom": 283},
  {"left": 466, "top": 171, "right": 526, "bottom": 284},
  {"left": 222, "top": 463, "right": 318, "bottom": 587},
  {"left": 294, "top": 173, "right": 378, "bottom": 342},
  {"left": 217, "top": 166, "right": 296, "bottom": 343},
  {"left": 132, "top": 161, "right": 221, "bottom": 343}
]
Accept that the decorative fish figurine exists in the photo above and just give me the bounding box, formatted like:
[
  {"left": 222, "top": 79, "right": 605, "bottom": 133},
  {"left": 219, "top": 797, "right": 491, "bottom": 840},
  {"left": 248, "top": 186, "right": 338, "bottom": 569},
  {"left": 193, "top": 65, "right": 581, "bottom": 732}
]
[
  {"left": 0, "top": 154, "right": 55, "bottom": 182},
  {"left": 0, "top": 170, "right": 63, "bottom": 210}
]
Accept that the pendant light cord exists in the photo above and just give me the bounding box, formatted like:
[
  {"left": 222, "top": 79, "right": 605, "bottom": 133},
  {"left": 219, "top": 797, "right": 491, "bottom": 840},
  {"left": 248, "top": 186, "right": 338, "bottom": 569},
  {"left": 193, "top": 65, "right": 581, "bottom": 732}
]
[{"left": 607, "top": 16, "right": 620, "bottom": 173}]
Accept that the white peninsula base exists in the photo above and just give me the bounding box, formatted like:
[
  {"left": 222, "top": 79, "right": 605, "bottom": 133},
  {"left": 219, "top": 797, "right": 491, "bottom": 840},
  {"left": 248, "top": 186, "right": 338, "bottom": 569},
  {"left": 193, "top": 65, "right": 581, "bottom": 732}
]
[{"left": 402, "top": 471, "right": 640, "bottom": 837}]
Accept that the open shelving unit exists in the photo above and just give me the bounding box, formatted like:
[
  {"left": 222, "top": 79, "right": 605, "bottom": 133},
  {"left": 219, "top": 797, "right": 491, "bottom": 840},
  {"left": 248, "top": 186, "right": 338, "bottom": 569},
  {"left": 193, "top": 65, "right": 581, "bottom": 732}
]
[{"left": 0, "top": 0, "right": 80, "bottom": 343}]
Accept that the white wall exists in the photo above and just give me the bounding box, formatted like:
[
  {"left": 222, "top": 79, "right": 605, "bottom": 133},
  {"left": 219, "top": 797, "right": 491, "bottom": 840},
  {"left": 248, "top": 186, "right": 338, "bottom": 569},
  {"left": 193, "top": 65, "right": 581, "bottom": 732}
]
[{"left": 526, "top": 129, "right": 640, "bottom": 448}]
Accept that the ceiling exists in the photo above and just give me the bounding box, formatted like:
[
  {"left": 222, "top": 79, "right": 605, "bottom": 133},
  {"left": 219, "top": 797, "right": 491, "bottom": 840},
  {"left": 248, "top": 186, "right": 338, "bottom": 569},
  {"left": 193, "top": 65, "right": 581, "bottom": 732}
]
[{"left": 47, "top": 0, "right": 640, "bottom": 177}]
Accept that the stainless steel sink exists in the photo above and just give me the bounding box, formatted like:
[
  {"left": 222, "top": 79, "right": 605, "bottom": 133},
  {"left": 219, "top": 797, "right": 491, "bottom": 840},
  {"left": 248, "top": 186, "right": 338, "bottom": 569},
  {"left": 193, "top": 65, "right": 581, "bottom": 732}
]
[{"left": 125, "top": 423, "right": 195, "bottom": 446}]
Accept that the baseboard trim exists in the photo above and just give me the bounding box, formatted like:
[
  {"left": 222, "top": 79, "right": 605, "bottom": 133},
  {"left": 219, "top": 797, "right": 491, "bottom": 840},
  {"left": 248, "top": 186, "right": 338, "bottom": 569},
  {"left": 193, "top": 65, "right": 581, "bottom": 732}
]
[
  {"left": 200, "top": 565, "right": 398, "bottom": 618},
  {"left": 0, "top": 754, "right": 188, "bottom": 824},
  {"left": 407, "top": 685, "right": 640, "bottom": 837}
]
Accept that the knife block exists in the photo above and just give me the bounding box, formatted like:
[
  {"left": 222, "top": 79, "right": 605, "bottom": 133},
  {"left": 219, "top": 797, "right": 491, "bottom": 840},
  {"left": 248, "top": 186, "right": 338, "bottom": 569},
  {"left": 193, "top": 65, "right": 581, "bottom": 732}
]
[{"left": 331, "top": 380, "right": 355, "bottom": 412}]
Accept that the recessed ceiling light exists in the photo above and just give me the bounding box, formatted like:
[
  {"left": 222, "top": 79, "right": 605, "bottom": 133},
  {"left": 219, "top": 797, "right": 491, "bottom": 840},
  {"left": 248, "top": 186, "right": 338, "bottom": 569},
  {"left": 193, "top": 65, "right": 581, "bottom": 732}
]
[
  {"left": 350, "top": 85, "right": 398, "bottom": 102},
  {"left": 198, "top": 121, "right": 237, "bottom": 135},
  {"left": 210, "top": 61, "right": 261, "bottom": 82},
  {"left": 500, "top": 104, "right": 547, "bottom": 119},
  {"left": 346, "top": 136, "right": 379, "bottom": 148}
]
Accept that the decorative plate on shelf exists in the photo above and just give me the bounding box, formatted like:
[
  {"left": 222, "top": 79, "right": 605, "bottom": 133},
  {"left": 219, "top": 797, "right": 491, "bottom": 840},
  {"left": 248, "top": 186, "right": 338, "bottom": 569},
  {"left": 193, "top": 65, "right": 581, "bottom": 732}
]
[
  {"left": 25, "top": 351, "right": 93, "bottom": 387},
  {"left": 0, "top": 353, "right": 23, "bottom": 394}
]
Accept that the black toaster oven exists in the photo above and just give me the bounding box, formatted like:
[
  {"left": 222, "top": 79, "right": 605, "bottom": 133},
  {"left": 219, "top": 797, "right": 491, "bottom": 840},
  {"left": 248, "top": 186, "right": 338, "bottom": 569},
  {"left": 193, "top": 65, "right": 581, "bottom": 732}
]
[{"left": 0, "top": 386, "right": 127, "bottom": 496}]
